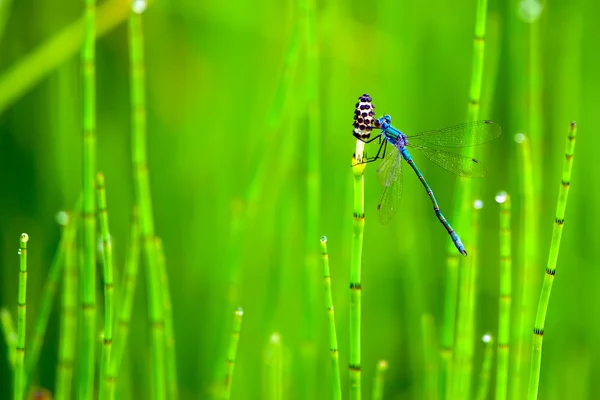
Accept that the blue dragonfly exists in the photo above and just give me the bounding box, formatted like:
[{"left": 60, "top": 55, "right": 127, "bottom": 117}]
[{"left": 353, "top": 107, "right": 501, "bottom": 256}]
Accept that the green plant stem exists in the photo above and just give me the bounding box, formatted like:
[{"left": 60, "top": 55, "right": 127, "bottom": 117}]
[
  {"left": 266, "top": 333, "right": 283, "bottom": 400},
  {"left": 155, "top": 237, "right": 179, "bottom": 400},
  {"left": 1, "top": 307, "right": 17, "bottom": 369},
  {"left": 443, "top": 3, "right": 488, "bottom": 395},
  {"left": 14, "top": 233, "right": 29, "bottom": 400},
  {"left": 96, "top": 172, "right": 115, "bottom": 400},
  {"left": 372, "top": 360, "right": 388, "bottom": 400},
  {"left": 129, "top": 8, "right": 166, "bottom": 399},
  {"left": 512, "top": 133, "right": 535, "bottom": 398},
  {"left": 421, "top": 314, "right": 439, "bottom": 400},
  {"left": 475, "top": 334, "right": 494, "bottom": 400},
  {"left": 320, "top": 236, "right": 341, "bottom": 400},
  {"left": 79, "top": 0, "right": 97, "bottom": 396},
  {"left": 527, "top": 122, "right": 577, "bottom": 400},
  {"left": 24, "top": 222, "right": 67, "bottom": 388},
  {"left": 223, "top": 308, "right": 243, "bottom": 400},
  {"left": 55, "top": 214, "right": 78, "bottom": 400},
  {"left": 108, "top": 206, "right": 141, "bottom": 388},
  {"left": 350, "top": 151, "right": 366, "bottom": 400},
  {"left": 496, "top": 192, "right": 511, "bottom": 400}
]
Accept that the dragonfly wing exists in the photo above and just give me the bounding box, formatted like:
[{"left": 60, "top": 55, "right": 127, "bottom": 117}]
[
  {"left": 376, "top": 146, "right": 400, "bottom": 187},
  {"left": 408, "top": 120, "right": 501, "bottom": 148},
  {"left": 410, "top": 145, "right": 487, "bottom": 178},
  {"left": 376, "top": 151, "right": 404, "bottom": 224}
]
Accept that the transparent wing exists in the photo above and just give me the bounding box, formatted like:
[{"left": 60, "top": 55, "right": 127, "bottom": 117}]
[
  {"left": 376, "top": 146, "right": 400, "bottom": 187},
  {"left": 410, "top": 145, "right": 487, "bottom": 178},
  {"left": 408, "top": 120, "right": 501, "bottom": 148},
  {"left": 376, "top": 150, "right": 404, "bottom": 224}
]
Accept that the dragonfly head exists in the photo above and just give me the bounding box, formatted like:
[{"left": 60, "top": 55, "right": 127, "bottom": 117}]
[
  {"left": 375, "top": 114, "right": 392, "bottom": 130},
  {"left": 353, "top": 93, "right": 375, "bottom": 140}
]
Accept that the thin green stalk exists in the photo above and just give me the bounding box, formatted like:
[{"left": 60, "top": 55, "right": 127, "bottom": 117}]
[
  {"left": 421, "top": 314, "right": 439, "bottom": 400},
  {"left": 1, "top": 307, "right": 17, "bottom": 369},
  {"left": 443, "top": 2, "right": 488, "bottom": 395},
  {"left": 55, "top": 214, "right": 78, "bottom": 400},
  {"left": 527, "top": 122, "right": 577, "bottom": 400},
  {"left": 25, "top": 219, "right": 68, "bottom": 387},
  {"left": 266, "top": 333, "right": 283, "bottom": 400},
  {"left": 350, "top": 149, "right": 366, "bottom": 400},
  {"left": 223, "top": 308, "right": 243, "bottom": 400},
  {"left": 0, "top": 0, "right": 12, "bottom": 45},
  {"left": 301, "top": 0, "right": 321, "bottom": 395},
  {"left": 372, "top": 360, "right": 388, "bottom": 400},
  {"left": 97, "top": 172, "right": 115, "bottom": 400},
  {"left": 320, "top": 236, "right": 341, "bottom": 400},
  {"left": 108, "top": 206, "right": 141, "bottom": 388},
  {"left": 155, "top": 237, "right": 179, "bottom": 400},
  {"left": 14, "top": 233, "right": 29, "bottom": 400},
  {"left": 474, "top": 334, "right": 494, "bottom": 400},
  {"left": 79, "top": 0, "right": 97, "bottom": 395},
  {"left": 512, "top": 133, "right": 535, "bottom": 398},
  {"left": 129, "top": 5, "right": 166, "bottom": 399},
  {"left": 452, "top": 201, "right": 482, "bottom": 399},
  {"left": 495, "top": 191, "right": 512, "bottom": 400}
]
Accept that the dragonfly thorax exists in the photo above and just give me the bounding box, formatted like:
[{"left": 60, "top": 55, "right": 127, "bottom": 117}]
[{"left": 376, "top": 114, "right": 408, "bottom": 148}]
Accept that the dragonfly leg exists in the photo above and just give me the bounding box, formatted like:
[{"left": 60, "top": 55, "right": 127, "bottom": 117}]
[{"left": 353, "top": 140, "right": 387, "bottom": 166}]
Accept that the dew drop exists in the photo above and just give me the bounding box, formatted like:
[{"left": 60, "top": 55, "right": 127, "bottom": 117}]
[
  {"left": 474, "top": 199, "right": 484, "bottom": 209},
  {"left": 519, "top": 0, "right": 543, "bottom": 23},
  {"left": 482, "top": 333, "right": 492, "bottom": 343},
  {"left": 320, "top": 235, "right": 327, "bottom": 243},
  {"left": 235, "top": 307, "right": 243, "bottom": 316},
  {"left": 270, "top": 332, "right": 280, "bottom": 344},
  {"left": 56, "top": 211, "right": 69, "bottom": 226},
  {"left": 495, "top": 191, "right": 508, "bottom": 204},
  {"left": 514, "top": 133, "right": 526, "bottom": 144},
  {"left": 20, "top": 233, "right": 29, "bottom": 243},
  {"left": 132, "top": 0, "right": 147, "bottom": 14}
]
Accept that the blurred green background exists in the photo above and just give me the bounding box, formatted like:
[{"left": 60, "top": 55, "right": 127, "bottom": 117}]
[{"left": 0, "top": 0, "right": 596, "bottom": 398}]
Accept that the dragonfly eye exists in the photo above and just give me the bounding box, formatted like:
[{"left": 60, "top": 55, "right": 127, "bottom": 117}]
[{"left": 353, "top": 93, "right": 375, "bottom": 140}]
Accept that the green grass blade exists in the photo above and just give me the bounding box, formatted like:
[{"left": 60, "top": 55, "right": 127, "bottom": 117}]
[
  {"left": 422, "top": 314, "right": 439, "bottom": 400},
  {"left": 495, "top": 191, "right": 512, "bottom": 400},
  {"left": 350, "top": 151, "right": 366, "bottom": 400},
  {"left": 474, "top": 334, "right": 494, "bottom": 400},
  {"left": 1, "top": 307, "right": 17, "bottom": 370},
  {"left": 155, "top": 238, "right": 179, "bottom": 400},
  {"left": 527, "top": 122, "right": 577, "bottom": 400},
  {"left": 223, "top": 308, "right": 243, "bottom": 400},
  {"left": 320, "top": 236, "right": 341, "bottom": 400},
  {"left": 14, "top": 233, "right": 29, "bottom": 400},
  {"left": 265, "top": 333, "right": 283, "bottom": 400},
  {"left": 97, "top": 172, "right": 115, "bottom": 400},
  {"left": 55, "top": 214, "right": 78, "bottom": 400},
  {"left": 79, "top": 0, "right": 98, "bottom": 395},
  {"left": 372, "top": 360, "right": 388, "bottom": 400}
]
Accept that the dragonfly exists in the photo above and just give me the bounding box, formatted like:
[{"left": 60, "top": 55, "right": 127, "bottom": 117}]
[{"left": 353, "top": 100, "right": 501, "bottom": 256}]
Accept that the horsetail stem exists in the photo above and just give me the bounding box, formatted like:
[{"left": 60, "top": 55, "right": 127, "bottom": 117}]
[
  {"left": 1, "top": 307, "right": 17, "bottom": 369},
  {"left": 421, "top": 313, "right": 439, "bottom": 400},
  {"left": 55, "top": 213, "right": 78, "bottom": 400},
  {"left": 320, "top": 236, "right": 341, "bottom": 400},
  {"left": 79, "top": 0, "right": 98, "bottom": 395},
  {"left": 443, "top": 0, "right": 489, "bottom": 392},
  {"left": 350, "top": 151, "right": 366, "bottom": 400},
  {"left": 96, "top": 172, "right": 115, "bottom": 400},
  {"left": 25, "top": 217, "right": 68, "bottom": 388},
  {"left": 223, "top": 308, "right": 243, "bottom": 400},
  {"left": 495, "top": 191, "right": 512, "bottom": 400},
  {"left": 128, "top": 4, "right": 166, "bottom": 398},
  {"left": 512, "top": 132, "right": 535, "bottom": 399},
  {"left": 372, "top": 360, "right": 388, "bottom": 400},
  {"left": 155, "top": 237, "right": 178, "bottom": 400},
  {"left": 474, "top": 334, "right": 494, "bottom": 400},
  {"left": 14, "top": 233, "right": 29, "bottom": 400},
  {"left": 527, "top": 122, "right": 577, "bottom": 400},
  {"left": 266, "top": 333, "right": 283, "bottom": 400},
  {"left": 109, "top": 206, "right": 141, "bottom": 384}
]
